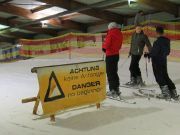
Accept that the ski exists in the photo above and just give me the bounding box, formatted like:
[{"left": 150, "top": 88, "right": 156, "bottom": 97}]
[
  {"left": 132, "top": 88, "right": 158, "bottom": 99},
  {"left": 138, "top": 89, "right": 157, "bottom": 98},
  {"left": 132, "top": 89, "right": 180, "bottom": 103},
  {"left": 107, "top": 96, "right": 136, "bottom": 104},
  {"left": 132, "top": 89, "right": 155, "bottom": 100},
  {"left": 120, "top": 84, "right": 146, "bottom": 90},
  {"left": 121, "top": 84, "right": 158, "bottom": 100},
  {"left": 138, "top": 89, "right": 180, "bottom": 103},
  {"left": 120, "top": 84, "right": 156, "bottom": 93},
  {"left": 122, "top": 81, "right": 146, "bottom": 88},
  {"left": 132, "top": 91, "right": 146, "bottom": 98}
]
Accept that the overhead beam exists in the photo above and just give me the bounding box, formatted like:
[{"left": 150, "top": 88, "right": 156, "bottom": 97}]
[
  {"left": 25, "top": 27, "right": 58, "bottom": 36},
  {"left": 87, "top": 20, "right": 108, "bottom": 27},
  {"left": 1, "top": 0, "right": 128, "bottom": 33},
  {"left": 48, "top": 18, "right": 87, "bottom": 31},
  {"left": 55, "top": 12, "right": 81, "bottom": 20},
  {"left": 0, "top": 35, "right": 15, "bottom": 43},
  {"left": 103, "top": 1, "right": 128, "bottom": 9},
  {"left": 0, "top": 27, "right": 36, "bottom": 42},
  {"left": 6, "top": 16, "right": 18, "bottom": 22},
  {"left": 138, "top": 0, "right": 179, "bottom": 17},
  {"left": 9, "top": 31, "right": 35, "bottom": 39},
  {"left": 36, "top": 0, "right": 125, "bottom": 23},
  {"left": 31, "top": 5, "right": 53, "bottom": 13},
  {"left": 0, "top": 17, "right": 58, "bottom": 36},
  {"left": 0, "top": 0, "right": 13, "bottom": 4},
  {"left": 0, "top": 3, "right": 33, "bottom": 19},
  {"left": 0, "top": 3, "right": 85, "bottom": 31}
]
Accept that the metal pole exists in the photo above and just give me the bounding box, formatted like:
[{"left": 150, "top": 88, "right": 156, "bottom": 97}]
[
  {"left": 102, "top": 53, "right": 105, "bottom": 61},
  {"left": 145, "top": 57, "right": 148, "bottom": 78}
]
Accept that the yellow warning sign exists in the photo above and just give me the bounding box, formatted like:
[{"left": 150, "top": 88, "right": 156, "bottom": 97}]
[{"left": 36, "top": 60, "right": 106, "bottom": 115}]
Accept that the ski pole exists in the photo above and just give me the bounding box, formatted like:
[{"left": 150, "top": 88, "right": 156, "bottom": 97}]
[
  {"left": 102, "top": 53, "right": 105, "bottom": 61},
  {"left": 145, "top": 57, "right": 148, "bottom": 78}
]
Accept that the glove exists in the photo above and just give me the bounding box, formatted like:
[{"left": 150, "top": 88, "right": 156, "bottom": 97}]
[
  {"left": 144, "top": 52, "right": 150, "bottom": 59},
  {"left": 128, "top": 52, "right": 131, "bottom": 58},
  {"left": 102, "top": 48, "right": 106, "bottom": 53},
  {"left": 144, "top": 52, "right": 151, "bottom": 62}
]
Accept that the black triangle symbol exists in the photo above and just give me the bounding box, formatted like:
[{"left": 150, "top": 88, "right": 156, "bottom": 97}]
[{"left": 44, "top": 71, "right": 65, "bottom": 102}]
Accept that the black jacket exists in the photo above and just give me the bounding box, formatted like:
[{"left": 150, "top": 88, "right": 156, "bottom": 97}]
[{"left": 150, "top": 36, "right": 170, "bottom": 62}]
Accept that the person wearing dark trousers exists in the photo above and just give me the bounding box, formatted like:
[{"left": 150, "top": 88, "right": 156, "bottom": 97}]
[
  {"left": 102, "top": 22, "right": 123, "bottom": 97},
  {"left": 134, "top": 10, "right": 144, "bottom": 26},
  {"left": 126, "top": 25, "right": 152, "bottom": 86},
  {"left": 150, "top": 26, "right": 179, "bottom": 100},
  {"left": 129, "top": 55, "right": 141, "bottom": 79},
  {"left": 106, "top": 55, "right": 119, "bottom": 93}
]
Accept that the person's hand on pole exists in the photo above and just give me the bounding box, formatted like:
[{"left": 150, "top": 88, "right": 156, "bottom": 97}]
[
  {"left": 128, "top": 52, "right": 131, "bottom": 58},
  {"left": 144, "top": 52, "right": 151, "bottom": 62},
  {"left": 102, "top": 48, "right": 106, "bottom": 60},
  {"left": 102, "top": 48, "right": 106, "bottom": 53}
]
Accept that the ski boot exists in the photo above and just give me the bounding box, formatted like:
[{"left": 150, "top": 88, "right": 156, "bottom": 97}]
[
  {"left": 136, "top": 76, "right": 146, "bottom": 87},
  {"left": 157, "top": 85, "right": 171, "bottom": 101},
  {"left": 107, "top": 90, "right": 116, "bottom": 98},
  {"left": 115, "top": 87, "right": 121, "bottom": 97},
  {"left": 170, "top": 89, "right": 179, "bottom": 101},
  {"left": 107, "top": 89, "right": 121, "bottom": 98},
  {"left": 125, "top": 77, "right": 137, "bottom": 87}
]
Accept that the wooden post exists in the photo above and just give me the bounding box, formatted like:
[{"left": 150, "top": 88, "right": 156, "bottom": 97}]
[
  {"left": 96, "top": 103, "right": 100, "bottom": 109},
  {"left": 68, "top": 41, "right": 71, "bottom": 59},
  {"left": 50, "top": 115, "right": 55, "bottom": 122},
  {"left": 33, "top": 93, "right": 40, "bottom": 115},
  {"left": 69, "top": 46, "right": 71, "bottom": 59},
  {"left": 22, "top": 97, "right": 37, "bottom": 103}
]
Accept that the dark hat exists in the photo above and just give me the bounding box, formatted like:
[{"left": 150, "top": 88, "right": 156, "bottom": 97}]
[{"left": 156, "top": 26, "right": 164, "bottom": 34}]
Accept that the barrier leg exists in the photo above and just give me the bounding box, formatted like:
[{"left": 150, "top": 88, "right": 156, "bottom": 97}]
[
  {"left": 33, "top": 93, "right": 40, "bottom": 115},
  {"left": 96, "top": 103, "right": 100, "bottom": 109},
  {"left": 22, "top": 97, "right": 37, "bottom": 103},
  {"left": 69, "top": 46, "right": 71, "bottom": 59},
  {"left": 50, "top": 115, "right": 55, "bottom": 122}
]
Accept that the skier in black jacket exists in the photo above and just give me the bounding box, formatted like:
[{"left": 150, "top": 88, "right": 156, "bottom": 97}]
[{"left": 150, "top": 26, "right": 179, "bottom": 100}]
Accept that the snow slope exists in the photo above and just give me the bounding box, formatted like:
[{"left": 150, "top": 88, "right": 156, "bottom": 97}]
[{"left": 0, "top": 49, "right": 180, "bottom": 135}]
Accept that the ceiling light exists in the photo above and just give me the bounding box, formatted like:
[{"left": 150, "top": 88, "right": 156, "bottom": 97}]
[
  {"left": 0, "top": 24, "right": 9, "bottom": 30},
  {"left": 128, "top": 0, "right": 138, "bottom": 8},
  {"left": 37, "top": 7, "right": 67, "bottom": 16},
  {"left": 41, "top": 20, "right": 48, "bottom": 28},
  {"left": 16, "top": 44, "right": 22, "bottom": 48}
]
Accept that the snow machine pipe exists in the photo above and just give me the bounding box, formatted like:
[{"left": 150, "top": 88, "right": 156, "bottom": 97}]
[{"left": 0, "top": 0, "right": 123, "bottom": 33}]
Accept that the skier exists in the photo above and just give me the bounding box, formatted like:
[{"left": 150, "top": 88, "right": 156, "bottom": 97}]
[
  {"left": 126, "top": 25, "right": 152, "bottom": 86},
  {"left": 149, "top": 26, "right": 179, "bottom": 100},
  {"left": 102, "top": 22, "right": 123, "bottom": 97},
  {"left": 134, "top": 10, "right": 144, "bottom": 26}
]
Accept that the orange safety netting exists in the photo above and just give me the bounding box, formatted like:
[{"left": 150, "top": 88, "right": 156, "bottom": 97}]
[{"left": 19, "top": 20, "right": 180, "bottom": 61}]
